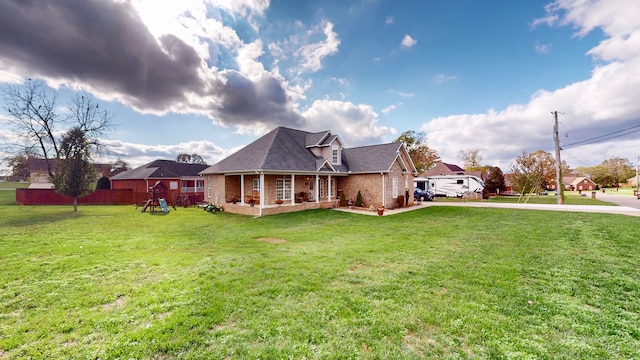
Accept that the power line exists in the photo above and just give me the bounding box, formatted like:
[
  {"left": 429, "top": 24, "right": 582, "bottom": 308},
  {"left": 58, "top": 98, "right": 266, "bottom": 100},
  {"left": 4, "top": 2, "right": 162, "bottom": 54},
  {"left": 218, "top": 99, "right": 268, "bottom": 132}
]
[{"left": 562, "top": 123, "right": 640, "bottom": 149}]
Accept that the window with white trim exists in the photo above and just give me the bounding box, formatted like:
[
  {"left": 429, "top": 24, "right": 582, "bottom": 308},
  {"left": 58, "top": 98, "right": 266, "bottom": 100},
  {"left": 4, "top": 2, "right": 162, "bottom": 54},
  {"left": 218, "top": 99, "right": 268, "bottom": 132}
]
[
  {"left": 329, "top": 178, "right": 335, "bottom": 198},
  {"left": 253, "top": 178, "right": 260, "bottom": 191},
  {"left": 332, "top": 145, "right": 339, "bottom": 164},
  {"left": 276, "top": 178, "right": 292, "bottom": 200},
  {"left": 319, "top": 179, "right": 325, "bottom": 199},
  {"left": 392, "top": 177, "right": 398, "bottom": 198}
]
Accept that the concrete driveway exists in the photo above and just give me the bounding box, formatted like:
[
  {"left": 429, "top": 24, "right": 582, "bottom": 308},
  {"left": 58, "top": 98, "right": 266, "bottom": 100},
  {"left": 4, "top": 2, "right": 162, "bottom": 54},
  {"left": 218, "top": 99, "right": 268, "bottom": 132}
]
[{"left": 336, "top": 197, "right": 640, "bottom": 217}]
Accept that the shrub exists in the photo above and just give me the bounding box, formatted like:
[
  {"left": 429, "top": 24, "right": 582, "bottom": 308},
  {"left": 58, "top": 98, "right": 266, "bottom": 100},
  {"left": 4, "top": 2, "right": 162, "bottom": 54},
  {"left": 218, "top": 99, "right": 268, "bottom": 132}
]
[{"left": 355, "top": 190, "right": 363, "bottom": 207}]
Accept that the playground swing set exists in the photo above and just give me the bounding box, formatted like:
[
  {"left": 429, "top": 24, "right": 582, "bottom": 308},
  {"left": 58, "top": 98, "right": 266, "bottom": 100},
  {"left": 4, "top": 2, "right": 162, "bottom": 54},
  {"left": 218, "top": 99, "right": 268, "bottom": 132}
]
[{"left": 138, "top": 180, "right": 172, "bottom": 214}]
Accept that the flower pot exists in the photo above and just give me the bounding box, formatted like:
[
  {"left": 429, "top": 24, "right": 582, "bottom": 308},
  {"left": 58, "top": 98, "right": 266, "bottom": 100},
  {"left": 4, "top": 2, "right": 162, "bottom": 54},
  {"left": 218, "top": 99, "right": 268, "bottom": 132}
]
[{"left": 377, "top": 207, "right": 384, "bottom": 216}]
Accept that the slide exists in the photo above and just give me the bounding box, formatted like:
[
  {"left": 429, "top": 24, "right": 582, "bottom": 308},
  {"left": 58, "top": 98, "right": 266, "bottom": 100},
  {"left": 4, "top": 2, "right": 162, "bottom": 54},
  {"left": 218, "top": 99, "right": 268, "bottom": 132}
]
[{"left": 158, "top": 198, "right": 170, "bottom": 213}]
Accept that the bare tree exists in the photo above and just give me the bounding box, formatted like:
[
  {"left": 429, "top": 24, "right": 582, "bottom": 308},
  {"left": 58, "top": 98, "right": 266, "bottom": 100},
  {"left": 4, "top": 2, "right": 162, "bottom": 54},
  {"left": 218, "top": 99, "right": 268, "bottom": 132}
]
[
  {"left": 2, "top": 80, "right": 59, "bottom": 177},
  {"left": 2, "top": 81, "right": 115, "bottom": 183},
  {"left": 458, "top": 149, "right": 483, "bottom": 170},
  {"left": 66, "top": 93, "right": 114, "bottom": 157}
]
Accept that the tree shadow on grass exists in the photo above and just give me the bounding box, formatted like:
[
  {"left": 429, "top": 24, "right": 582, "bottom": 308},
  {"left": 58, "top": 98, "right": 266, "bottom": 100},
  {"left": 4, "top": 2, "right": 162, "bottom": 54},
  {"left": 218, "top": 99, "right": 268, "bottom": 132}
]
[{"left": 2, "top": 209, "right": 83, "bottom": 228}]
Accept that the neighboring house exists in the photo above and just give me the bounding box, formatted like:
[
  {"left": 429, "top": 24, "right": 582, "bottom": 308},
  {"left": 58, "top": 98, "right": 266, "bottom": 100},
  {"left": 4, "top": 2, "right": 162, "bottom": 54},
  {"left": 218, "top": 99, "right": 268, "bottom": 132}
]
[
  {"left": 25, "top": 157, "right": 52, "bottom": 183},
  {"left": 419, "top": 161, "right": 488, "bottom": 181},
  {"left": 111, "top": 160, "right": 208, "bottom": 205},
  {"left": 199, "top": 126, "right": 418, "bottom": 216},
  {"left": 548, "top": 176, "right": 598, "bottom": 191},
  {"left": 627, "top": 176, "right": 638, "bottom": 188},
  {"left": 25, "top": 157, "right": 113, "bottom": 185}
]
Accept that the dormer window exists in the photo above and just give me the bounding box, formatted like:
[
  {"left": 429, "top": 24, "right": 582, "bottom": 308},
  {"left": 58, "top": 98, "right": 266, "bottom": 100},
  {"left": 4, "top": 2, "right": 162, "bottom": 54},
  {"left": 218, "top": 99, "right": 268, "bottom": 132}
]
[{"left": 332, "top": 145, "right": 340, "bottom": 164}]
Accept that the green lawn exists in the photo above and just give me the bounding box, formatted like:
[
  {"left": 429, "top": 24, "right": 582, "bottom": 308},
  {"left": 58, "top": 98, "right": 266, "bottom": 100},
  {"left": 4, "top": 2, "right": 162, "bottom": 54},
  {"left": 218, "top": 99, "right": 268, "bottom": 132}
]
[
  {"left": 0, "top": 182, "right": 30, "bottom": 189},
  {"left": 1, "top": 194, "right": 639, "bottom": 359}
]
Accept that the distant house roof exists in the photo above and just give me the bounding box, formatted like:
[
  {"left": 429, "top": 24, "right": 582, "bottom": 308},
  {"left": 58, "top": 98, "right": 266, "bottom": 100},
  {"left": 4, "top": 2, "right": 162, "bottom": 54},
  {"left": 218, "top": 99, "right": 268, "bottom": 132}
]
[
  {"left": 25, "top": 157, "right": 112, "bottom": 177},
  {"left": 26, "top": 157, "right": 52, "bottom": 172},
  {"left": 420, "top": 161, "right": 466, "bottom": 177},
  {"left": 111, "top": 160, "right": 208, "bottom": 180},
  {"left": 201, "top": 127, "right": 416, "bottom": 175}
]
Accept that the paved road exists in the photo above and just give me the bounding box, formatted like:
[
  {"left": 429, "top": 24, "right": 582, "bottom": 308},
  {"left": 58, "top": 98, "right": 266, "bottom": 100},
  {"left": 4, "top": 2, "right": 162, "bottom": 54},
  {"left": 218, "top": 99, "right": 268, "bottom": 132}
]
[{"left": 594, "top": 191, "right": 640, "bottom": 209}]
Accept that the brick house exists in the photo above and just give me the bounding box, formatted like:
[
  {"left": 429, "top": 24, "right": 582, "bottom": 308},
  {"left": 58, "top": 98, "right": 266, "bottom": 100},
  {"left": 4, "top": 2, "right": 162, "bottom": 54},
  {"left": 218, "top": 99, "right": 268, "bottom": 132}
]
[
  {"left": 548, "top": 176, "right": 598, "bottom": 191},
  {"left": 111, "top": 160, "right": 208, "bottom": 205},
  {"left": 199, "top": 126, "right": 418, "bottom": 216}
]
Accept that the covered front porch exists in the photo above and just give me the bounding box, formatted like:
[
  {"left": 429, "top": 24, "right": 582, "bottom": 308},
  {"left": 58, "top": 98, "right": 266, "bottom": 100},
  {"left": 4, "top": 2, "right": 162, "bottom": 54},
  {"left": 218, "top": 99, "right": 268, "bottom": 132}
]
[{"left": 218, "top": 172, "right": 344, "bottom": 215}]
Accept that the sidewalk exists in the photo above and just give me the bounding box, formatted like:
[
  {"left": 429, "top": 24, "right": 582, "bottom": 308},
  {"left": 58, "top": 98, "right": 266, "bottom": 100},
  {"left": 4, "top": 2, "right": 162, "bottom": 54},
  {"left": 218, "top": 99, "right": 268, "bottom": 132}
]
[{"left": 334, "top": 201, "right": 640, "bottom": 217}]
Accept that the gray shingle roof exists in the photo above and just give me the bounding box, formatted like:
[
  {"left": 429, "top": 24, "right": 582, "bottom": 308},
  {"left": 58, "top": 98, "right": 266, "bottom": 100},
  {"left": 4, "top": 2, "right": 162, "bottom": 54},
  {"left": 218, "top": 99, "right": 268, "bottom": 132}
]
[
  {"left": 343, "top": 142, "right": 404, "bottom": 173},
  {"left": 111, "top": 160, "right": 208, "bottom": 180},
  {"left": 200, "top": 127, "right": 413, "bottom": 175}
]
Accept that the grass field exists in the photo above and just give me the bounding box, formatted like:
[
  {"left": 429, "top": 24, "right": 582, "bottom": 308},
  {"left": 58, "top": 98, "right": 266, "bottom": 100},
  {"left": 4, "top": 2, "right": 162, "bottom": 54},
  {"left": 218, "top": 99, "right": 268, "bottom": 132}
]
[
  {"left": 0, "top": 182, "right": 29, "bottom": 189},
  {"left": 1, "top": 190, "right": 640, "bottom": 359}
]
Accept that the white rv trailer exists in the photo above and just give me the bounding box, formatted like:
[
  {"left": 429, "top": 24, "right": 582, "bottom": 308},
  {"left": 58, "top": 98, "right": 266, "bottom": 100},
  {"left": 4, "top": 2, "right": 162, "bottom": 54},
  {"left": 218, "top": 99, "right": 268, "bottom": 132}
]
[{"left": 414, "top": 175, "right": 485, "bottom": 197}]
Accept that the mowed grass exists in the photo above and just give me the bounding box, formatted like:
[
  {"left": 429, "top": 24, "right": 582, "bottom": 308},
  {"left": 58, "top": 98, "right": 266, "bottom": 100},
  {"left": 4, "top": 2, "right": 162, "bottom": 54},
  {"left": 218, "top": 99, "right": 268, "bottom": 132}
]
[{"left": 1, "top": 194, "right": 640, "bottom": 359}]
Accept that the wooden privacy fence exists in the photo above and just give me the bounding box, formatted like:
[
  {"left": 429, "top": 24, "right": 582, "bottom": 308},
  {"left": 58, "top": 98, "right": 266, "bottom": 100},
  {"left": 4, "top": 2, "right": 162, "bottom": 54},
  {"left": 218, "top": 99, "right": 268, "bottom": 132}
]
[{"left": 15, "top": 189, "right": 138, "bottom": 205}]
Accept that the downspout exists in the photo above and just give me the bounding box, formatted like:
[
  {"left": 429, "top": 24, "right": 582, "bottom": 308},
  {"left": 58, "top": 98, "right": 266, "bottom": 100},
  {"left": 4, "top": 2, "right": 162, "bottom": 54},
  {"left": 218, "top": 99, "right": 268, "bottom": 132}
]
[{"left": 381, "top": 172, "right": 386, "bottom": 208}]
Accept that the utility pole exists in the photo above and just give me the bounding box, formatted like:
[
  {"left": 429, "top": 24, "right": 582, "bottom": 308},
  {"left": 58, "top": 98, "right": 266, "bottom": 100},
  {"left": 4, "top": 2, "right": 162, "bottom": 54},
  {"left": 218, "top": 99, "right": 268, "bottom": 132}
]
[
  {"left": 636, "top": 155, "right": 640, "bottom": 195},
  {"left": 553, "top": 111, "right": 565, "bottom": 204}
]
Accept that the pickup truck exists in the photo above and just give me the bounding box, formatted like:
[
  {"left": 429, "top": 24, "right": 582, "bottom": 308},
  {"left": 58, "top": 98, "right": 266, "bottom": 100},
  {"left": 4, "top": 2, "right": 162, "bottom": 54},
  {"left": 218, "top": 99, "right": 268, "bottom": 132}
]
[{"left": 414, "top": 188, "right": 433, "bottom": 201}]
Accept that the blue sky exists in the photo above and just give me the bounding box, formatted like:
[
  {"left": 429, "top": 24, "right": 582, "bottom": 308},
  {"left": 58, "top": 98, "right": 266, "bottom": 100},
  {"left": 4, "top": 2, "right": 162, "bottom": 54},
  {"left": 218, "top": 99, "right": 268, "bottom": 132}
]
[{"left": 1, "top": 0, "right": 639, "bottom": 172}]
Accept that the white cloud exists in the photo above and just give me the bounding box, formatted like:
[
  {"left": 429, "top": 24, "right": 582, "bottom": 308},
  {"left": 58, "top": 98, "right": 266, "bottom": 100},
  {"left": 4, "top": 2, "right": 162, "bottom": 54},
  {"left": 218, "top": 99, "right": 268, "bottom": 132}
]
[
  {"left": 294, "top": 20, "right": 341, "bottom": 73},
  {"left": 419, "top": 0, "right": 640, "bottom": 169},
  {"left": 434, "top": 74, "right": 456, "bottom": 84},
  {"left": 385, "top": 16, "right": 394, "bottom": 25},
  {"left": 401, "top": 34, "right": 417, "bottom": 48},
  {"left": 534, "top": 41, "right": 552, "bottom": 54},
  {"left": 389, "top": 90, "right": 414, "bottom": 98},
  {"left": 381, "top": 104, "right": 398, "bottom": 114},
  {"left": 302, "top": 99, "right": 395, "bottom": 146},
  {"left": 97, "top": 138, "right": 235, "bottom": 169}
]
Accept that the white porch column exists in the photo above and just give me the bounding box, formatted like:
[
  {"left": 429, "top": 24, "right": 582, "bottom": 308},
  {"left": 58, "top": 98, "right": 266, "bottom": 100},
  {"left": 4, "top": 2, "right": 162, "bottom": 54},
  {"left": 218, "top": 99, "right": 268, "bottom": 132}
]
[
  {"left": 381, "top": 173, "right": 386, "bottom": 207},
  {"left": 259, "top": 172, "right": 265, "bottom": 215},
  {"left": 290, "top": 174, "right": 295, "bottom": 205},
  {"left": 240, "top": 174, "right": 245, "bottom": 206},
  {"left": 315, "top": 175, "right": 320, "bottom": 203},
  {"left": 328, "top": 174, "right": 332, "bottom": 201}
]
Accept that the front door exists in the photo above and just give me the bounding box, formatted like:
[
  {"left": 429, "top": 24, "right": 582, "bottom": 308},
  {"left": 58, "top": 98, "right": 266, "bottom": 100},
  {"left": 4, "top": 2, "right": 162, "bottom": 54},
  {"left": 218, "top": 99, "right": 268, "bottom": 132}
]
[{"left": 309, "top": 180, "right": 315, "bottom": 200}]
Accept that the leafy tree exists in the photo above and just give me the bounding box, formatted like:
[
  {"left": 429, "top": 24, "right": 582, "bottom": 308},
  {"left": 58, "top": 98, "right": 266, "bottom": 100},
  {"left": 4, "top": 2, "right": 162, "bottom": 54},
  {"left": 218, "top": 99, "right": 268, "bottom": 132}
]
[
  {"left": 394, "top": 130, "right": 440, "bottom": 173},
  {"left": 111, "top": 158, "right": 129, "bottom": 176},
  {"left": 580, "top": 158, "right": 634, "bottom": 188},
  {"left": 5, "top": 154, "right": 29, "bottom": 181},
  {"left": 509, "top": 150, "right": 554, "bottom": 194},
  {"left": 176, "top": 153, "right": 207, "bottom": 165},
  {"left": 52, "top": 127, "right": 97, "bottom": 211},
  {"left": 484, "top": 166, "right": 506, "bottom": 193}
]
